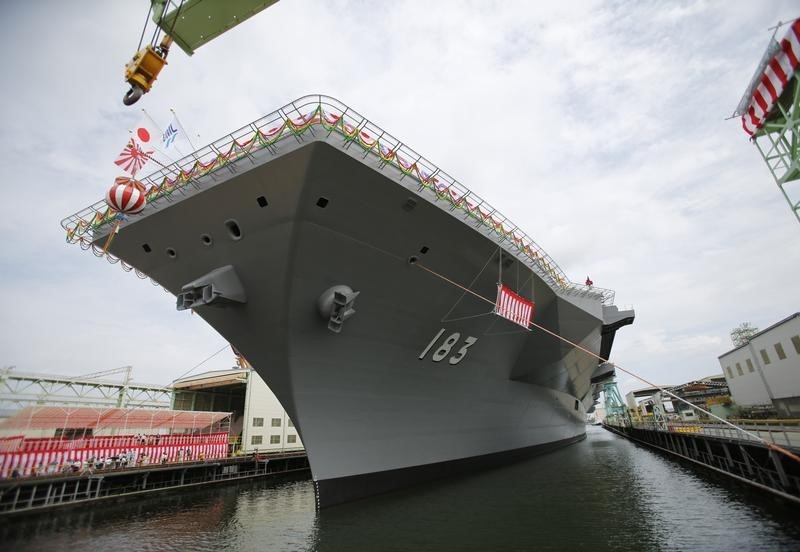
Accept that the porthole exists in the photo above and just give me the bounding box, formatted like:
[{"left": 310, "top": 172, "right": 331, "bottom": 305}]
[
  {"left": 316, "top": 197, "right": 329, "bottom": 208},
  {"left": 200, "top": 233, "right": 213, "bottom": 246},
  {"left": 166, "top": 248, "right": 177, "bottom": 259},
  {"left": 257, "top": 196, "right": 268, "bottom": 208},
  {"left": 419, "top": 246, "right": 429, "bottom": 254},
  {"left": 142, "top": 243, "right": 152, "bottom": 253},
  {"left": 225, "top": 219, "right": 243, "bottom": 240}
]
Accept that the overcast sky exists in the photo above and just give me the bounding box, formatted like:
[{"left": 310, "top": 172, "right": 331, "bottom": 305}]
[{"left": 0, "top": 1, "right": 798, "bottom": 396}]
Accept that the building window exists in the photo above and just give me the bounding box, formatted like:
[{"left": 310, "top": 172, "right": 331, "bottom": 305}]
[
  {"left": 288, "top": 419, "right": 294, "bottom": 428},
  {"left": 760, "top": 349, "right": 771, "bottom": 365},
  {"left": 746, "top": 359, "right": 754, "bottom": 373},
  {"left": 726, "top": 366, "right": 734, "bottom": 379},
  {"left": 287, "top": 435, "right": 297, "bottom": 444},
  {"left": 791, "top": 335, "right": 800, "bottom": 354},
  {"left": 775, "top": 343, "right": 787, "bottom": 360},
  {"left": 252, "top": 417, "right": 264, "bottom": 427},
  {"left": 270, "top": 435, "right": 281, "bottom": 444},
  {"left": 736, "top": 363, "right": 743, "bottom": 376},
  {"left": 271, "top": 418, "right": 281, "bottom": 427},
  {"left": 251, "top": 435, "right": 263, "bottom": 445}
]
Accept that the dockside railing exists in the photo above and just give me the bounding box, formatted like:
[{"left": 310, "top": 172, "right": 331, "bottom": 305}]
[
  {"left": 628, "top": 418, "right": 800, "bottom": 449},
  {"left": 604, "top": 420, "right": 800, "bottom": 503}
]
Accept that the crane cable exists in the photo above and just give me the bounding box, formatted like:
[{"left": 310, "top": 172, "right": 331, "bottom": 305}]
[
  {"left": 133, "top": 0, "right": 185, "bottom": 54},
  {"left": 173, "top": 343, "right": 231, "bottom": 382},
  {"left": 152, "top": 0, "right": 185, "bottom": 50},
  {"left": 135, "top": 2, "right": 154, "bottom": 52},
  {"left": 413, "top": 260, "right": 800, "bottom": 465}
]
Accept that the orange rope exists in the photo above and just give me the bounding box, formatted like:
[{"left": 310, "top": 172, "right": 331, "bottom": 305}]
[
  {"left": 101, "top": 221, "right": 121, "bottom": 255},
  {"left": 414, "top": 261, "right": 800, "bottom": 465}
]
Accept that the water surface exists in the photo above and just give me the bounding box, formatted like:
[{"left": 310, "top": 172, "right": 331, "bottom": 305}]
[{"left": 3, "top": 426, "right": 798, "bottom": 551}]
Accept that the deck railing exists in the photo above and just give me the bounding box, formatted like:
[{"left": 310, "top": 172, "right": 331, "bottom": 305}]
[{"left": 61, "top": 95, "right": 615, "bottom": 305}]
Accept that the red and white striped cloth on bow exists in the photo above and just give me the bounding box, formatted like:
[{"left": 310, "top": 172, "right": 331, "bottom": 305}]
[
  {"left": 495, "top": 284, "right": 534, "bottom": 329},
  {"left": 742, "top": 19, "right": 800, "bottom": 135}
]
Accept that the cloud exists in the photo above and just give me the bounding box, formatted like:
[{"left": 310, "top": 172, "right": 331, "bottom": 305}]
[{"left": 0, "top": 0, "right": 798, "bottom": 394}]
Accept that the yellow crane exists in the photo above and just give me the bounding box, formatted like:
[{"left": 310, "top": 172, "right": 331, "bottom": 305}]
[{"left": 123, "top": 0, "right": 278, "bottom": 105}]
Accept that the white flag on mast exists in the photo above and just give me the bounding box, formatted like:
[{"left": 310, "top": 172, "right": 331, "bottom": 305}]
[{"left": 161, "top": 117, "right": 180, "bottom": 149}]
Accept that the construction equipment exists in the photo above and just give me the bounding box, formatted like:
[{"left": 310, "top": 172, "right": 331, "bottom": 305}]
[
  {"left": 602, "top": 380, "right": 631, "bottom": 428},
  {"left": 123, "top": 35, "right": 173, "bottom": 105},
  {"left": 123, "top": 0, "right": 279, "bottom": 105}
]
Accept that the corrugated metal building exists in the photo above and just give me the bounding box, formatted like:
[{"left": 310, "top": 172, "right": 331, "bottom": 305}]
[
  {"left": 719, "top": 313, "right": 800, "bottom": 417},
  {"left": 172, "top": 368, "right": 303, "bottom": 454}
]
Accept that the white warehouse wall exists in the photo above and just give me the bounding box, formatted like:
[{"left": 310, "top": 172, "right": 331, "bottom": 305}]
[
  {"left": 241, "top": 370, "right": 304, "bottom": 453},
  {"left": 719, "top": 314, "right": 800, "bottom": 410}
]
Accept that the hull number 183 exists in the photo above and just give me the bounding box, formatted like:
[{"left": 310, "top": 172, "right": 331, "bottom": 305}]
[{"left": 418, "top": 328, "right": 478, "bottom": 365}]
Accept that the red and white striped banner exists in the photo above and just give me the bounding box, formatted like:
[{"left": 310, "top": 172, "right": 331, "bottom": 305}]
[
  {"left": 0, "top": 433, "right": 228, "bottom": 478},
  {"left": 742, "top": 19, "right": 800, "bottom": 135},
  {"left": 495, "top": 284, "right": 534, "bottom": 329}
]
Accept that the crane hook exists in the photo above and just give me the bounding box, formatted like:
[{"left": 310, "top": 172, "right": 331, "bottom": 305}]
[
  {"left": 121, "top": 36, "right": 172, "bottom": 106},
  {"left": 123, "top": 85, "right": 145, "bottom": 106}
]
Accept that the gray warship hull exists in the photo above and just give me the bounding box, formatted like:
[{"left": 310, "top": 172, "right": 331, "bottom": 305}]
[{"left": 67, "top": 96, "right": 633, "bottom": 507}]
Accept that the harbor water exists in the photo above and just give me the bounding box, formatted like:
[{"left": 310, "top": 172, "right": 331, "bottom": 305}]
[{"left": 2, "top": 426, "right": 798, "bottom": 551}]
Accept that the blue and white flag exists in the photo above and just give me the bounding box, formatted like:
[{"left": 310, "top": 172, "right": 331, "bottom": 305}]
[{"left": 162, "top": 119, "right": 179, "bottom": 148}]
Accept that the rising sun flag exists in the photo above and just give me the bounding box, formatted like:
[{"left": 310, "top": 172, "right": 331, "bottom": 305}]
[{"left": 114, "top": 137, "right": 153, "bottom": 176}]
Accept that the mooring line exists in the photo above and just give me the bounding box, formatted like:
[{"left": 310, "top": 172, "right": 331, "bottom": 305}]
[
  {"left": 439, "top": 247, "right": 498, "bottom": 324},
  {"left": 413, "top": 260, "right": 800, "bottom": 465}
]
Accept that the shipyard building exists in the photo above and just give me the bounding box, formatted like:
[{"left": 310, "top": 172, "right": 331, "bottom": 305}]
[
  {"left": 172, "top": 368, "right": 303, "bottom": 454},
  {"left": 0, "top": 364, "right": 303, "bottom": 477},
  {"left": 719, "top": 313, "right": 800, "bottom": 417}
]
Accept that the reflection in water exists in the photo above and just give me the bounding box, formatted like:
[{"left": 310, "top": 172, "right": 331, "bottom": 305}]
[{"left": 3, "top": 427, "right": 799, "bottom": 551}]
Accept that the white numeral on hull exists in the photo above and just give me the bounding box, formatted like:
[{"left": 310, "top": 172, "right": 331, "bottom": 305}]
[
  {"left": 418, "top": 328, "right": 445, "bottom": 360},
  {"left": 419, "top": 329, "right": 478, "bottom": 365},
  {"left": 449, "top": 336, "right": 477, "bottom": 365}
]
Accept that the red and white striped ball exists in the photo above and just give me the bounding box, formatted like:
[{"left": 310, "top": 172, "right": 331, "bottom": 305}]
[{"left": 106, "top": 177, "right": 147, "bottom": 214}]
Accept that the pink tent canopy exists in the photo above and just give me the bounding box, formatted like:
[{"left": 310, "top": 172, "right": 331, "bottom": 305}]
[{"left": 0, "top": 406, "right": 230, "bottom": 431}]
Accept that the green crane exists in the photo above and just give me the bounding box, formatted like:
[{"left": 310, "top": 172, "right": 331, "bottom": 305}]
[
  {"left": 602, "top": 380, "right": 631, "bottom": 428},
  {"left": 736, "top": 19, "right": 800, "bottom": 226}
]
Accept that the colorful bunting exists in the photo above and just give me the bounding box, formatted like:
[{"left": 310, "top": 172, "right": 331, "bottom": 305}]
[{"left": 65, "top": 101, "right": 605, "bottom": 301}]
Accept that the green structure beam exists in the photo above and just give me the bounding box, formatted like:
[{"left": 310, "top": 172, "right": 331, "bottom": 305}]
[
  {"left": 602, "top": 379, "right": 631, "bottom": 428},
  {"left": 0, "top": 369, "right": 172, "bottom": 413},
  {"left": 154, "top": 0, "right": 279, "bottom": 56},
  {"left": 752, "top": 76, "right": 800, "bottom": 226}
]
